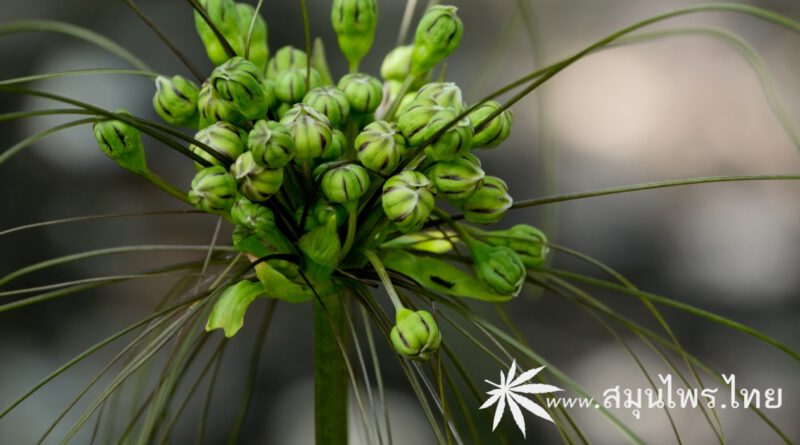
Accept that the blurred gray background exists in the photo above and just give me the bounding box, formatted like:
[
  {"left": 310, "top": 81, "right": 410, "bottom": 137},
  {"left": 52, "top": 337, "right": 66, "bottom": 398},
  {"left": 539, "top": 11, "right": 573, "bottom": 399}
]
[{"left": 0, "top": 0, "right": 799, "bottom": 443}]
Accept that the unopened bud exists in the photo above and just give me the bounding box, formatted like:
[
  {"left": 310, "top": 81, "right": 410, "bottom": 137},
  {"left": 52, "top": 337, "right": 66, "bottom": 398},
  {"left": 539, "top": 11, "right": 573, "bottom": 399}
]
[
  {"left": 382, "top": 171, "right": 435, "bottom": 233},
  {"left": 321, "top": 163, "right": 370, "bottom": 203},
  {"left": 303, "top": 86, "right": 350, "bottom": 128},
  {"left": 280, "top": 104, "right": 333, "bottom": 160},
  {"left": 426, "top": 155, "right": 484, "bottom": 200},
  {"left": 331, "top": 0, "right": 378, "bottom": 68},
  {"left": 152, "top": 75, "right": 200, "bottom": 127},
  {"left": 266, "top": 45, "right": 308, "bottom": 80},
  {"left": 410, "top": 5, "right": 463, "bottom": 75},
  {"left": 248, "top": 120, "right": 296, "bottom": 168},
  {"left": 274, "top": 67, "right": 322, "bottom": 105},
  {"left": 390, "top": 308, "right": 441, "bottom": 360},
  {"left": 468, "top": 100, "right": 513, "bottom": 149},
  {"left": 231, "top": 151, "right": 284, "bottom": 201},
  {"left": 338, "top": 73, "right": 383, "bottom": 114},
  {"left": 188, "top": 165, "right": 238, "bottom": 214},
  {"left": 355, "top": 120, "right": 407, "bottom": 174},
  {"left": 190, "top": 121, "right": 246, "bottom": 167},
  {"left": 92, "top": 110, "right": 147, "bottom": 174},
  {"left": 462, "top": 176, "right": 512, "bottom": 224}
]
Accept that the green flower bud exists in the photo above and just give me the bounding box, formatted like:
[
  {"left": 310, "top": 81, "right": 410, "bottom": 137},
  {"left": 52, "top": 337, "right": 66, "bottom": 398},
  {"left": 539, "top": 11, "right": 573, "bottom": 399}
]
[
  {"left": 210, "top": 57, "right": 269, "bottom": 120},
  {"left": 191, "top": 121, "right": 245, "bottom": 167},
  {"left": 424, "top": 108, "right": 473, "bottom": 161},
  {"left": 303, "top": 86, "right": 350, "bottom": 128},
  {"left": 248, "top": 120, "right": 296, "bottom": 168},
  {"left": 206, "top": 280, "right": 264, "bottom": 337},
  {"left": 331, "top": 0, "right": 378, "bottom": 68},
  {"left": 382, "top": 171, "right": 435, "bottom": 233},
  {"left": 338, "top": 73, "right": 383, "bottom": 114},
  {"left": 280, "top": 104, "right": 333, "bottom": 160},
  {"left": 262, "top": 78, "right": 279, "bottom": 111},
  {"left": 410, "top": 5, "right": 463, "bottom": 75},
  {"left": 92, "top": 110, "right": 147, "bottom": 174},
  {"left": 462, "top": 176, "right": 512, "bottom": 224},
  {"left": 468, "top": 100, "right": 513, "bottom": 149},
  {"left": 152, "top": 75, "right": 200, "bottom": 127},
  {"left": 198, "top": 81, "right": 246, "bottom": 128},
  {"left": 484, "top": 224, "right": 549, "bottom": 269},
  {"left": 381, "top": 45, "right": 413, "bottom": 81},
  {"left": 321, "top": 163, "right": 370, "bottom": 203},
  {"left": 236, "top": 3, "right": 269, "bottom": 71},
  {"left": 194, "top": 0, "right": 244, "bottom": 66},
  {"left": 274, "top": 67, "right": 322, "bottom": 105},
  {"left": 322, "top": 129, "right": 348, "bottom": 162},
  {"left": 266, "top": 45, "right": 308, "bottom": 79},
  {"left": 230, "top": 196, "right": 276, "bottom": 233},
  {"left": 415, "top": 82, "right": 464, "bottom": 111},
  {"left": 188, "top": 166, "right": 238, "bottom": 213},
  {"left": 396, "top": 98, "right": 444, "bottom": 146},
  {"left": 471, "top": 242, "right": 525, "bottom": 296},
  {"left": 426, "top": 155, "right": 485, "bottom": 200},
  {"left": 390, "top": 308, "right": 441, "bottom": 360},
  {"left": 355, "top": 120, "right": 406, "bottom": 174},
  {"left": 231, "top": 151, "right": 284, "bottom": 201}
]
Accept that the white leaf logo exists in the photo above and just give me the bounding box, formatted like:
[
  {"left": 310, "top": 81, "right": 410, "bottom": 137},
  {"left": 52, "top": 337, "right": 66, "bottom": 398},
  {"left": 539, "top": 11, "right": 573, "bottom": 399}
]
[{"left": 480, "top": 360, "right": 563, "bottom": 437}]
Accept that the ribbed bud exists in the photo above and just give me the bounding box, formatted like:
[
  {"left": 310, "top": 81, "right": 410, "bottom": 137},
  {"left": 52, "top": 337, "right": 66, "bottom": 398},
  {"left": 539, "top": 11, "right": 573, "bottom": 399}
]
[
  {"left": 262, "top": 79, "right": 279, "bottom": 111},
  {"left": 331, "top": 0, "right": 378, "bottom": 68},
  {"left": 380, "top": 45, "right": 413, "bottom": 81},
  {"left": 191, "top": 121, "right": 245, "bottom": 167},
  {"left": 188, "top": 166, "right": 238, "bottom": 213},
  {"left": 390, "top": 308, "right": 441, "bottom": 360},
  {"left": 338, "top": 73, "right": 383, "bottom": 114},
  {"left": 152, "top": 75, "right": 200, "bottom": 127},
  {"left": 303, "top": 86, "right": 350, "bottom": 128},
  {"left": 198, "top": 81, "right": 246, "bottom": 128},
  {"left": 274, "top": 67, "right": 322, "bottom": 105},
  {"left": 484, "top": 224, "right": 549, "bottom": 268},
  {"left": 410, "top": 5, "right": 463, "bottom": 75},
  {"left": 92, "top": 110, "right": 147, "bottom": 174},
  {"left": 468, "top": 100, "right": 513, "bottom": 149},
  {"left": 194, "top": 0, "right": 243, "bottom": 66},
  {"left": 230, "top": 196, "right": 276, "bottom": 233},
  {"left": 210, "top": 57, "right": 269, "bottom": 120},
  {"left": 248, "top": 120, "right": 296, "bottom": 168},
  {"left": 415, "top": 82, "right": 464, "bottom": 111},
  {"left": 472, "top": 243, "right": 525, "bottom": 296},
  {"left": 396, "top": 98, "right": 444, "bottom": 146},
  {"left": 382, "top": 171, "right": 435, "bottom": 233},
  {"left": 426, "top": 155, "right": 485, "bottom": 200},
  {"left": 321, "top": 163, "right": 370, "bottom": 203},
  {"left": 236, "top": 3, "right": 269, "bottom": 71},
  {"left": 322, "top": 129, "right": 348, "bottom": 162},
  {"left": 355, "top": 120, "right": 406, "bottom": 174},
  {"left": 280, "top": 104, "right": 333, "bottom": 160},
  {"left": 266, "top": 45, "right": 308, "bottom": 80},
  {"left": 462, "top": 176, "right": 512, "bottom": 224},
  {"left": 231, "top": 151, "right": 284, "bottom": 201},
  {"left": 424, "top": 108, "right": 473, "bottom": 161}
]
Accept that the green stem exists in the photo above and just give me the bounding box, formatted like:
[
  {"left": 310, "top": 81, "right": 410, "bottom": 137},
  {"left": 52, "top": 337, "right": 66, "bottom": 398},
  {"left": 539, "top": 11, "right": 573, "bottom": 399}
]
[
  {"left": 340, "top": 202, "right": 358, "bottom": 260},
  {"left": 313, "top": 294, "right": 349, "bottom": 445},
  {"left": 363, "top": 250, "right": 404, "bottom": 311},
  {"left": 142, "top": 170, "right": 188, "bottom": 204}
]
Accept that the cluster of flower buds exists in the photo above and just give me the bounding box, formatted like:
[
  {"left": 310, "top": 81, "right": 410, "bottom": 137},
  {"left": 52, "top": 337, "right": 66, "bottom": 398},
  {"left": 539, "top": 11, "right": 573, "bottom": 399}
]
[{"left": 89, "top": 1, "right": 549, "bottom": 362}]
